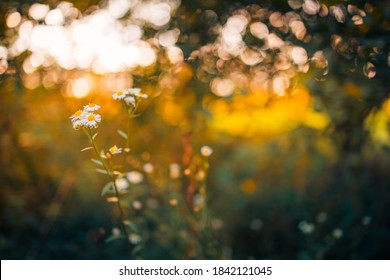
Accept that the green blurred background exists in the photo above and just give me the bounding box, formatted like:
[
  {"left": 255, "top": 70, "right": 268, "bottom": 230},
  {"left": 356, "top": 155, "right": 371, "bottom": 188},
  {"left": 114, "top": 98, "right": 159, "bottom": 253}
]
[{"left": 0, "top": 0, "right": 390, "bottom": 259}]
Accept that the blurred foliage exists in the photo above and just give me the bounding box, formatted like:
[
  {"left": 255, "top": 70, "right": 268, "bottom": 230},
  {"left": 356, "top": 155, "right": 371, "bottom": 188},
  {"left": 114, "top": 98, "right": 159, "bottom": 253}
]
[{"left": 0, "top": 0, "right": 390, "bottom": 259}]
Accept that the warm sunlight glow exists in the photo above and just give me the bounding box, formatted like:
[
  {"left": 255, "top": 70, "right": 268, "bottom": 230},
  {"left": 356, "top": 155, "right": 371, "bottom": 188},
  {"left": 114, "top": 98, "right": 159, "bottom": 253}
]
[
  {"left": 10, "top": 0, "right": 179, "bottom": 74},
  {"left": 71, "top": 77, "right": 91, "bottom": 98}
]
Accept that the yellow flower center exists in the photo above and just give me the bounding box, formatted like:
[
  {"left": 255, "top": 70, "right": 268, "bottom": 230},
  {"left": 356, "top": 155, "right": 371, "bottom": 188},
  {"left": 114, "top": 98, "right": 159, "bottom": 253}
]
[
  {"left": 87, "top": 114, "right": 96, "bottom": 121},
  {"left": 117, "top": 91, "right": 124, "bottom": 96},
  {"left": 88, "top": 103, "right": 96, "bottom": 107},
  {"left": 75, "top": 110, "right": 82, "bottom": 116}
]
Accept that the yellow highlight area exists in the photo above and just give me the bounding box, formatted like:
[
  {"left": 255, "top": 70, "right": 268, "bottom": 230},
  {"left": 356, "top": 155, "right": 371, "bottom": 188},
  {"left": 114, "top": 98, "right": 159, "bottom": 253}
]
[
  {"left": 302, "top": 110, "right": 330, "bottom": 130},
  {"left": 209, "top": 85, "right": 329, "bottom": 138},
  {"left": 158, "top": 98, "right": 186, "bottom": 126},
  {"left": 382, "top": 98, "right": 390, "bottom": 119},
  {"left": 156, "top": 92, "right": 196, "bottom": 127},
  {"left": 365, "top": 97, "right": 390, "bottom": 146},
  {"left": 173, "top": 63, "right": 194, "bottom": 82}
]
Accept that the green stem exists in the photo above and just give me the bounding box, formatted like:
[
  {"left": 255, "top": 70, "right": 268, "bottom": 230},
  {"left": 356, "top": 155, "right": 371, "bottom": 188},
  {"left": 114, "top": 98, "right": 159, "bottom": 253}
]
[
  {"left": 127, "top": 114, "right": 131, "bottom": 149},
  {"left": 126, "top": 101, "right": 140, "bottom": 149},
  {"left": 84, "top": 127, "right": 130, "bottom": 244}
]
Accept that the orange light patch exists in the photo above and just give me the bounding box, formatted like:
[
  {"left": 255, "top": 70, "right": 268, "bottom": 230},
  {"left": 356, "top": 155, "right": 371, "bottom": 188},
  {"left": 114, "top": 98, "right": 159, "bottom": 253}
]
[
  {"left": 344, "top": 82, "right": 362, "bottom": 99},
  {"left": 106, "top": 197, "right": 118, "bottom": 203},
  {"left": 241, "top": 179, "right": 257, "bottom": 194}
]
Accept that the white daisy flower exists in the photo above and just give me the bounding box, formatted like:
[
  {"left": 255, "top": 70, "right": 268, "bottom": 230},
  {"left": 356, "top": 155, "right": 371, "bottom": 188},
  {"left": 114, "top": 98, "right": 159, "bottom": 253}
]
[
  {"left": 70, "top": 109, "right": 85, "bottom": 121},
  {"left": 84, "top": 113, "right": 101, "bottom": 128},
  {"left": 109, "top": 145, "right": 122, "bottom": 155},
  {"left": 72, "top": 119, "right": 84, "bottom": 130},
  {"left": 83, "top": 103, "right": 101, "bottom": 112},
  {"left": 200, "top": 146, "right": 213, "bottom": 157},
  {"left": 128, "top": 87, "right": 141, "bottom": 96},
  {"left": 129, "top": 88, "right": 148, "bottom": 98},
  {"left": 124, "top": 96, "right": 136, "bottom": 107},
  {"left": 112, "top": 90, "right": 126, "bottom": 100}
]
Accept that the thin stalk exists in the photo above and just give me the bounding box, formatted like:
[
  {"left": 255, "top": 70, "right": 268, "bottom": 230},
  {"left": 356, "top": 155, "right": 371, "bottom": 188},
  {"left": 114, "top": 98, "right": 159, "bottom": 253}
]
[
  {"left": 126, "top": 100, "right": 140, "bottom": 149},
  {"left": 84, "top": 127, "right": 130, "bottom": 244},
  {"left": 126, "top": 114, "right": 131, "bottom": 149}
]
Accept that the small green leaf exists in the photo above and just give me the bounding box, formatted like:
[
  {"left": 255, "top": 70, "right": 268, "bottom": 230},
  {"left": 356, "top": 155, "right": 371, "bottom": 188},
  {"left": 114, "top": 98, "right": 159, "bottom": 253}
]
[
  {"left": 91, "top": 158, "right": 103, "bottom": 166},
  {"left": 81, "top": 147, "right": 93, "bottom": 152},
  {"left": 96, "top": 168, "right": 109, "bottom": 175},
  {"left": 124, "top": 220, "right": 139, "bottom": 233},
  {"left": 112, "top": 170, "right": 122, "bottom": 176},
  {"left": 117, "top": 129, "right": 128, "bottom": 139},
  {"left": 101, "top": 182, "right": 114, "bottom": 196},
  {"left": 100, "top": 150, "right": 107, "bottom": 159},
  {"left": 105, "top": 234, "right": 125, "bottom": 243},
  {"left": 131, "top": 244, "right": 144, "bottom": 256}
]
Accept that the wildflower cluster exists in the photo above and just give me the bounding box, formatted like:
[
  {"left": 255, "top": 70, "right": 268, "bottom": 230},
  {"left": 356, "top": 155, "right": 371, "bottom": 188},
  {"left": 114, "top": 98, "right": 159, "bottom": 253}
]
[
  {"left": 69, "top": 87, "right": 151, "bottom": 246},
  {"left": 112, "top": 87, "right": 148, "bottom": 148},
  {"left": 70, "top": 103, "right": 101, "bottom": 130},
  {"left": 112, "top": 87, "right": 148, "bottom": 108},
  {"left": 70, "top": 87, "right": 216, "bottom": 257}
]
